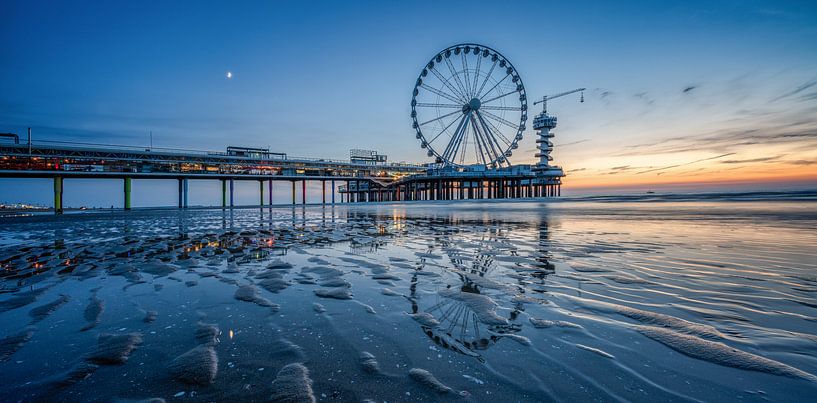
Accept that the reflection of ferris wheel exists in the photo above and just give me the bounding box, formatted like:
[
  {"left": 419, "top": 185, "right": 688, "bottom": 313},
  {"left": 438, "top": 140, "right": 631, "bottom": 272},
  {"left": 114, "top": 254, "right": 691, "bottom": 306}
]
[{"left": 411, "top": 43, "right": 528, "bottom": 168}]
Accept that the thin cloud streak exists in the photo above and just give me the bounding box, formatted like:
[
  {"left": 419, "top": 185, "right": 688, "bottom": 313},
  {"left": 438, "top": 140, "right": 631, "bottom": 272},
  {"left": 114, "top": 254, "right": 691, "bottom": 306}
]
[{"left": 636, "top": 153, "right": 736, "bottom": 174}]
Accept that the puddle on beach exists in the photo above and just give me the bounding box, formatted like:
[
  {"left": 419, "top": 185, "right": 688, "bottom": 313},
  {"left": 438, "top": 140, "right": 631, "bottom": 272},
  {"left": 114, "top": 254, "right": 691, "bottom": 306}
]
[{"left": 1, "top": 200, "right": 816, "bottom": 402}]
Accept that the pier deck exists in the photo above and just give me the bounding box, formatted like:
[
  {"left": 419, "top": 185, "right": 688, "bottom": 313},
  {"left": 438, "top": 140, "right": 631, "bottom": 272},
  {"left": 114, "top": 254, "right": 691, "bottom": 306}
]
[{"left": 0, "top": 141, "right": 561, "bottom": 212}]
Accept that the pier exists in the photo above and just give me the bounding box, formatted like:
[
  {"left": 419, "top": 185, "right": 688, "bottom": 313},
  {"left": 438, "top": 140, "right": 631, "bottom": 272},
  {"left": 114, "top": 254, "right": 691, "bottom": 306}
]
[
  {"left": 0, "top": 140, "right": 561, "bottom": 212},
  {"left": 0, "top": 141, "right": 425, "bottom": 212}
]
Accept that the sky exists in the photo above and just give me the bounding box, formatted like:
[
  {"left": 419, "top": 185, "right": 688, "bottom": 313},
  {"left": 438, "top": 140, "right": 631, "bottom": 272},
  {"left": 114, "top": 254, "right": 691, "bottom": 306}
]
[{"left": 1, "top": 0, "right": 816, "bottom": 204}]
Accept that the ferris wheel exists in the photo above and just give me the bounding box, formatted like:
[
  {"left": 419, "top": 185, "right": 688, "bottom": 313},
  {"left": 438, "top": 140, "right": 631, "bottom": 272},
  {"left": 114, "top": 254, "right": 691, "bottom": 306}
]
[{"left": 411, "top": 43, "right": 527, "bottom": 168}]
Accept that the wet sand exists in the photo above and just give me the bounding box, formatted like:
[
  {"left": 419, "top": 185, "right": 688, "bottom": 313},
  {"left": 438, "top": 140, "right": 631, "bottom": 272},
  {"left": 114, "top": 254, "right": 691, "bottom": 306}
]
[{"left": 0, "top": 196, "right": 816, "bottom": 401}]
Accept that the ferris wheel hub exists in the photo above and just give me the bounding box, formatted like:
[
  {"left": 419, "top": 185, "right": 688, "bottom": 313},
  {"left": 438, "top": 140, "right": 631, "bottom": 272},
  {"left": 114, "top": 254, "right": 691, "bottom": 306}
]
[{"left": 468, "top": 97, "right": 481, "bottom": 111}]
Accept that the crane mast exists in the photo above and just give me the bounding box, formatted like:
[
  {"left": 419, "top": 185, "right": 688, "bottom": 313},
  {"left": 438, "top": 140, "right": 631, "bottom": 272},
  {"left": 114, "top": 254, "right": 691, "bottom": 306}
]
[{"left": 531, "top": 88, "right": 585, "bottom": 183}]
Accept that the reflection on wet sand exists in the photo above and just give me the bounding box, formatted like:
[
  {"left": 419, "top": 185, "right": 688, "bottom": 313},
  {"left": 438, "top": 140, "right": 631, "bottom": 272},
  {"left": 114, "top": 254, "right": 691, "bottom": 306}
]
[{"left": 0, "top": 200, "right": 816, "bottom": 401}]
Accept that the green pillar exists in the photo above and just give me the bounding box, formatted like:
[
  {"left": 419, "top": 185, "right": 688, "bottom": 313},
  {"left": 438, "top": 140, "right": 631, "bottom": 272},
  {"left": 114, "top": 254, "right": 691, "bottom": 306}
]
[
  {"left": 53, "top": 176, "right": 63, "bottom": 214},
  {"left": 124, "top": 177, "right": 132, "bottom": 210}
]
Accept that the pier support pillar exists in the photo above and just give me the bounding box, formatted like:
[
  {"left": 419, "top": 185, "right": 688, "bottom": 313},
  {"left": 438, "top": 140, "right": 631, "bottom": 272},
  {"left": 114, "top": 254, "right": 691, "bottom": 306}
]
[
  {"left": 229, "top": 179, "right": 234, "bottom": 207},
  {"left": 322, "top": 180, "right": 326, "bottom": 204},
  {"left": 302, "top": 180, "right": 306, "bottom": 205},
  {"left": 53, "top": 176, "right": 63, "bottom": 214},
  {"left": 221, "top": 179, "right": 227, "bottom": 208},
  {"left": 291, "top": 181, "right": 296, "bottom": 205},
  {"left": 183, "top": 179, "right": 189, "bottom": 208},
  {"left": 269, "top": 180, "right": 273, "bottom": 205},
  {"left": 124, "top": 177, "right": 132, "bottom": 210},
  {"left": 331, "top": 180, "right": 335, "bottom": 204},
  {"left": 259, "top": 180, "right": 264, "bottom": 206},
  {"left": 178, "top": 179, "right": 183, "bottom": 208}
]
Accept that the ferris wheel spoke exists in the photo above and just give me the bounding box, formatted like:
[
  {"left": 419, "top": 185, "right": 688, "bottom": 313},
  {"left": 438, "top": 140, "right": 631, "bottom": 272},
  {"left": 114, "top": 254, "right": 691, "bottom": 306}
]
[
  {"left": 481, "top": 90, "right": 518, "bottom": 105},
  {"left": 419, "top": 108, "right": 461, "bottom": 127},
  {"left": 480, "top": 109, "right": 520, "bottom": 131},
  {"left": 475, "top": 60, "right": 498, "bottom": 98},
  {"left": 444, "top": 57, "right": 470, "bottom": 101},
  {"left": 442, "top": 113, "right": 470, "bottom": 162},
  {"left": 450, "top": 113, "right": 473, "bottom": 162},
  {"left": 420, "top": 84, "right": 463, "bottom": 105},
  {"left": 428, "top": 67, "right": 467, "bottom": 103},
  {"left": 481, "top": 114, "right": 512, "bottom": 148},
  {"left": 473, "top": 116, "right": 497, "bottom": 165},
  {"left": 478, "top": 73, "right": 509, "bottom": 101},
  {"left": 471, "top": 117, "right": 488, "bottom": 166},
  {"left": 435, "top": 114, "right": 467, "bottom": 161},
  {"left": 472, "top": 54, "right": 482, "bottom": 95},
  {"left": 461, "top": 52, "right": 472, "bottom": 97},
  {"left": 415, "top": 102, "right": 462, "bottom": 108},
  {"left": 469, "top": 116, "right": 492, "bottom": 164},
  {"left": 473, "top": 115, "right": 501, "bottom": 163},
  {"left": 428, "top": 112, "right": 465, "bottom": 145},
  {"left": 459, "top": 127, "right": 470, "bottom": 165},
  {"left": 480, "top": 105, "right": 522, "bottom": 111},
  {"left": 477, "top": 111, "right": 512, "bottom": 149}
]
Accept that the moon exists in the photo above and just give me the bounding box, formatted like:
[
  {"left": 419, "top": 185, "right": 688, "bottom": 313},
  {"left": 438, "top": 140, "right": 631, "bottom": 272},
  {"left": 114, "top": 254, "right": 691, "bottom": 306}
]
[{"left": 226, "top": 71, "right": 233, "bottom": 79}]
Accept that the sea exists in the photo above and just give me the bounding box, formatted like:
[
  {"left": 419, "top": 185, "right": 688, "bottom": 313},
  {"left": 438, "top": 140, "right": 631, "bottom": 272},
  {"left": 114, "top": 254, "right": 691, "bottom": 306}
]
[{"left": 1, "top": 191, "right": 816, "bottom": 402}]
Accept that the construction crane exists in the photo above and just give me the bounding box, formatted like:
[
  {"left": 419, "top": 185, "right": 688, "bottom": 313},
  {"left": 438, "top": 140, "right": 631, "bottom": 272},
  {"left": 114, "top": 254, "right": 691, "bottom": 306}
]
[{"left": 533, "top": 88, "right": 585, "bottom": 114}]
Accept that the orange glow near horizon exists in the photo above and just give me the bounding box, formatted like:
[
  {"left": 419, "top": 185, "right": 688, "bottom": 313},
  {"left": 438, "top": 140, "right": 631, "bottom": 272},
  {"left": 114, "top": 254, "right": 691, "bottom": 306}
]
[{"left": 560, "top": 160, "right": 817, "bottom": 191}]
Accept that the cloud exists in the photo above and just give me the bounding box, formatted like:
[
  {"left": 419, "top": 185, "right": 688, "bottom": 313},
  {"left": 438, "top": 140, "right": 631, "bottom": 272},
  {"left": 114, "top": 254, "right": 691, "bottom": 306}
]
[
  {"left": 636, "top": 153, "right": 735, "bottom": 174},
  {"left": 800, "top": 92, "right": 817, "bottom": 101},
  {"left": 787, "top": 160, "right": 816, "bottom": 165},
  {"left": 720, "top": 155, "right": 784, "bottom": 164},
  {"left": 771, "top": 79, "right": 817, "bottom": 102},
  {"left": 615, "top": 124, "right": 817, "bottom": 156},
  {"left": 567, "top": 167, "right": 587, "bottom": 173},
  {"left": 556, "top": 139, "right": 590, "bottom": 147},
  {"left": 633, "top": 92, "right": 655, "bottom": 105}
]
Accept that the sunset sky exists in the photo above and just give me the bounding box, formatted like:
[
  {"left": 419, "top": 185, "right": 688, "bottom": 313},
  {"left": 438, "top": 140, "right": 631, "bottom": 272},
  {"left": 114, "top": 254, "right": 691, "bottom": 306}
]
[{"left": 1, "top": 0, "right": 816, "bottom": 195}]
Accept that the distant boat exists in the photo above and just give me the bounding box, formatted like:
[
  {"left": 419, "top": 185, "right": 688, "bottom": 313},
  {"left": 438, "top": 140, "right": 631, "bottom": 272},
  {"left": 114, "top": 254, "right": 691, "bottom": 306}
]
[{"left": 646, "top": 191, "right": 655, "bottom": 194}]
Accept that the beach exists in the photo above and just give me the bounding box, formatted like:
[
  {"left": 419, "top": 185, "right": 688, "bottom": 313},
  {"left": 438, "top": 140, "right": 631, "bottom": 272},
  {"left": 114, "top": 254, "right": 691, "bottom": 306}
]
[{"left": 1, "top": 193, "right": 816, "bottom": 401}]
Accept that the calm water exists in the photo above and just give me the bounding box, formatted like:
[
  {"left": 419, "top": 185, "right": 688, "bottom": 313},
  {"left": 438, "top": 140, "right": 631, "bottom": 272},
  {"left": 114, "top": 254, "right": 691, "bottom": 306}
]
[{"left": 1, "top": 195, "right": 816, "bottom": 402}]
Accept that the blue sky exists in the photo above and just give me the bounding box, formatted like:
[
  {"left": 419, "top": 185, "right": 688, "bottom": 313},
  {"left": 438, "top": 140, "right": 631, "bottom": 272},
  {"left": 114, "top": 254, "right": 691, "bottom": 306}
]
[{"left": 1, "top": 1, "right": 816, "bottom": 204}]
